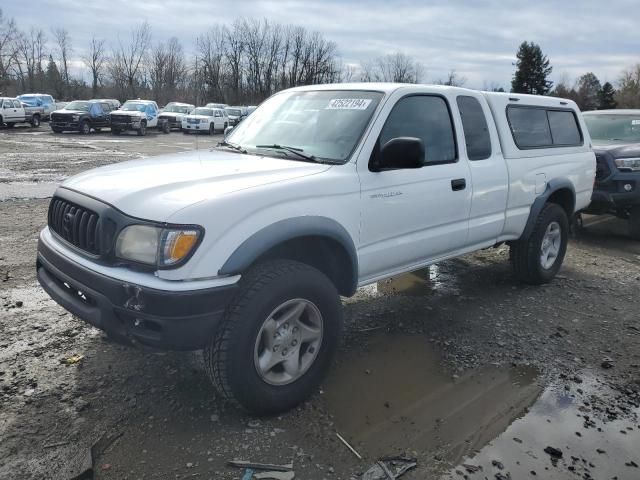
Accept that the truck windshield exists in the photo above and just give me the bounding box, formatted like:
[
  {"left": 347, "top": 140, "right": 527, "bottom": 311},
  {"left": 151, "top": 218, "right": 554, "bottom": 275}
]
[
  {"left": 226, "top": 108, "right": 242, "bottom": 116},
  {"left": 64, "top": 101, "right": 90, "bottom": 112},
  {"left": 122, "top": 102, "right": 147, "bottom": 112},
  {"left": 227, "top": 90, "right": 384, "bottom": 163},
  {"left": 165, "top": 105, "right": 191, "bottom": 113},
  {"left": 17, "top": 95, "right": 39, "bottom": 106},
  {"left": 584, "top": 114, "right": 640, "bottom": 143}
]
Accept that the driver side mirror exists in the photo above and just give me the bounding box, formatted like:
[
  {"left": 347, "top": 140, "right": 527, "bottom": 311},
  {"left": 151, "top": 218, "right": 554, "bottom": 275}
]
[{"left": 373, "top": 137, "right": 425, "bottom": 171}]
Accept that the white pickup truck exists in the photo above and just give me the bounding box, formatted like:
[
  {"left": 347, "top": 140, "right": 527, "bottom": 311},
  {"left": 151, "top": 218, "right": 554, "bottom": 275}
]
[
  {"left": 37, "top": 84, "right": 595, "bottom": 414},
  {"left": 0, "top": 97, "right": 44, "bottom": 127}
]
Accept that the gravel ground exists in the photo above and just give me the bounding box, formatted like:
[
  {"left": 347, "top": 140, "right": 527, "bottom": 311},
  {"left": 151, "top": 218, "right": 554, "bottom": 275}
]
[{"left": 0, "top": 127, "right": 638, "bottom": 480}]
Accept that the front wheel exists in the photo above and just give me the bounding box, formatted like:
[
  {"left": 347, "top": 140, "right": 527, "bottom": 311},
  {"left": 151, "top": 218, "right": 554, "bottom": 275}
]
[
  {"left": 629, "top": 206, "right": 640, "bottom": 240},
  {"left": 204, "top": 260, "right": 342, "bottom": 415},
  {"left": 6, "top": 123, "right": 14, "bottom": 128},
  {"left": 79, "top": 120, "right": 90, "bottom": 135},
  {"left": 209, "top": 124, "right": 215, "bottom": 135},
  {"left": 510, "top": 203, "right": 569, "bottom": 284},
  {"left": 137, "top": 122, "right": 146, "bottom": 136},
  {"left": 31, "top": 115, "right": 41, "bottom": 128}
]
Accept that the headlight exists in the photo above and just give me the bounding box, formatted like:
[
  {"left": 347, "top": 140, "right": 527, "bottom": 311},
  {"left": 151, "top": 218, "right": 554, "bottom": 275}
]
[
  {"left": 615, "top": 158, "right": 640, "bottom": 171},
  {"left": 115, "top": 225, "right": 203, "bottom": 267}
]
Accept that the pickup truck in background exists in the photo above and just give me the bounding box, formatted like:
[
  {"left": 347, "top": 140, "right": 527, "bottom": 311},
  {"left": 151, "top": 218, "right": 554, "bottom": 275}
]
[
  {"left": 17, "top": 93, "right": 57, "bottom": 120},
  {"left": 36, "top": 83, "right": 596, "bottom": 414},
  {"left": 110, "top": 99, "right": 170, "bottom": 136},
  {"left": 0, "top": 97, "right": 44, "bottom": 127},
  {"left": 582, "top": 109, "right": 640, "bottom": 239},
  {"left": 50, "top": 100, "right": 114, "bottom": 134}
]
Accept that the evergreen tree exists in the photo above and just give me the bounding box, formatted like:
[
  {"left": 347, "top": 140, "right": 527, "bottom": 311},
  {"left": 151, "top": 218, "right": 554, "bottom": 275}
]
[
  {"left": 45, "top": 55, "right": 64, "bottom": 99},
  {"left": 511, "top": 41, "right": 553, "bottom": 95},
  {"left": 575, "top": 72, "right": 601, "bottom": 111},
  {"left": 598, "top": 82, "right": 617, "bottom": 109}
]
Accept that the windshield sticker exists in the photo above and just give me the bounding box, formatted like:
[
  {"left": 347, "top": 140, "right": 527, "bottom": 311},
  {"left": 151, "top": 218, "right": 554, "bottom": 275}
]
[
  {"left": 326, "top": 98, "right": 372, "bottom": 110},
  {"left": 632, "top": 120, "right": 640, "bottom": 125}
]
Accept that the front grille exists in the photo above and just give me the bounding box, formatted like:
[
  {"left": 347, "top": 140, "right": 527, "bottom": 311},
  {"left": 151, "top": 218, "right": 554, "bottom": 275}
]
[
  {"left": 51, "top": 113, "right": 70, "bottom": 122},
  {"left": 111, "top": 114, "right": 132, "bottom": 123},
  {"left": 161, "top": 115, "right": 176, "bottom": 123},
  {"left": 48, "top": 197, "right": 100, "bottom": 254},
  {"left": 595, "top": 154, "right": 611, "bottom": 181}
]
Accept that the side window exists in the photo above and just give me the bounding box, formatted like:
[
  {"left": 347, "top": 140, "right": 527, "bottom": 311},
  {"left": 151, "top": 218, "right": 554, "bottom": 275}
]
[
  {"left": 456, "top": 96, "right": 492, "bottom": 160},
  {"left": 507, "top": 107, "right": 552, "bottom": 148},
  {"left": 507, "top": 106, "right": 583, "bottom": 149},
  {"left": 13, "top": 100, "right": 20, "bottom": 108},
  {"left": 101, "top": 103, "right": 111, "bottom": 112},
  {"left": 379, "top": 95, "right": 457, "bottom": 165},
  {"left": 548, "top": 110, "right": 582, "bottom": 145}
]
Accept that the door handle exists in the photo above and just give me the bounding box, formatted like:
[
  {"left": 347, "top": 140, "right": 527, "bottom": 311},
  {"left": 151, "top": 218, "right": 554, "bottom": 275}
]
[{"left": 451, "top": 178, "right": 466, "bottom": 191}]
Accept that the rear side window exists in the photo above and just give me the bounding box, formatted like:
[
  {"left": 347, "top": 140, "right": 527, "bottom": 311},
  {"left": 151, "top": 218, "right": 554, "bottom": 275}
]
[
  {"left": 507, "top": 106, "right": 582, "bottom": 149},
  {"left": 13, "top": 100, "right": 21, "bottom": 108},
  {"left": 379, "top": 95, "right": 457, "bottom": 165},
  {"left": 456, "top": 96, "right": 492, "bottom": 160}
]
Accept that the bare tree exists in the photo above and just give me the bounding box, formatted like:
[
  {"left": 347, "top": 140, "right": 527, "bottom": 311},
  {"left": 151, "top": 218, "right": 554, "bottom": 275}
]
[
  {"left": 195, "top": 26, "right": 226, "bottom": 103},
  {"left": 53, "top": 28, "right": 72, "bottom": 93},
  {"left": 436, "top": 69, "right": 466, "bottom": 87},
  {"left": 82, "top": 37, "right": 106, "bottom": 97},
  {"left": 0, "top": 9, "right": 19, "bottom": 93},
  {"left": 359, "top": 52, "right": 423, "bottom": 83},
  {"left": 149, "top": 37, "right": 187, "bottom": 105},
  {"left": 615, "top": 64, "right": 640, "bottom": 109},
  {"left": 224, "top": 20, "right": 245, "bottom": 103},
  {"left": 14, "top": 28, "right": 47, "bottom": 91},
  {"left": 111, "top": 22, "right": 151, "bottom": 99}
]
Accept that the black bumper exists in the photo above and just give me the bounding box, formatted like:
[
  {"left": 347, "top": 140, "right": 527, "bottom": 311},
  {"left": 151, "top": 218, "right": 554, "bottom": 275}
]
[
  {"left": 51, "top": 121, "right": 80, "bottom": 130},
  {"left": 37, "top": 238, "right": 237, "bottom": 350},
  {"left": 587, "top": 152, "right": 640, "bottom": 214}
]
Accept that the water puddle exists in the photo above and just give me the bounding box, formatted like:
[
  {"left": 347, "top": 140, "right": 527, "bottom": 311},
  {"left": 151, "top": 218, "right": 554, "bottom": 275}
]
[
  {"left": 323, "top": 333, "right": 541, "bottom": 461},
  {"left": 443, "top": 375, "right": 640, "bottom": 480},
  {"left": 359, "top": 264, "right": 461, "bottom": 299}
]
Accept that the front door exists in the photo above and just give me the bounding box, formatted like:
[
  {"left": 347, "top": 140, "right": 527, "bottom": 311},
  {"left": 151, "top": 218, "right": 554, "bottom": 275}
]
[{"left": 358, "top": 94, "right": 472, "bottom": 282}]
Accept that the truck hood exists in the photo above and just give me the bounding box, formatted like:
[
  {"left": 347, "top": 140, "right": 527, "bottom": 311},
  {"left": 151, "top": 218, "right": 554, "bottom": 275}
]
[
  {"left": 60, "top": 150, "right": 331, "bottom": 220},
  {"left": 52, "top": 109, "right": 84, "bottom": 115},
  {"left": 183, "top": 115, "right": 210, "bottom": 121},
  {"left": 111, "top": 110, "right": 146, "bottom": 118},
  {"left": 593, "top": 141, "right": 640, "bottom": 158}
]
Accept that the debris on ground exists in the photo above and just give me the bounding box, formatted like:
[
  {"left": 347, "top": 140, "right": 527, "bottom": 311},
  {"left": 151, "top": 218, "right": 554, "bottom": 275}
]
[
  {"left": 61, "top": 354, "right": 84, "bottom": 365},
  {"left": 544, "top": 446, "right": 563, "bottom": 458},
  {"left": 228, "top": 460, "right": 294, "bottom": 472},
  {"left": 336, "top": 432, "right": 362, "bottom": 460},
  {"left": 361, "top": 457, "right": 417, "bottom": 479}
]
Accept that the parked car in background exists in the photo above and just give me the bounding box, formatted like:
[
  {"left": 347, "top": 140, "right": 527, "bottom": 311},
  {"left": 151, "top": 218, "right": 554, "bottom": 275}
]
[
  {"left": 36, "top": 84, "right": 595, "bottom": 414},
  {"left": 0, "top": 97, "right": 44, "bottom": 127},
  {"left": 17, "top": 93, "right": 57, "bottom": 120},
  {"left": 182, "top": 107, "right": 228, "bottom": 134},
  {"left": 50, "top": 100, "right": 113, "bottom": 134},
  {"left": 582, "top": 109, "right": 640, "bottom": 239},
  {"left": 205, "top": 102, "right": 228, "bottom": 110},
  {"left": 247, "top": 105, "right": 258, "bottom": 116},
  {"left": 159, "top": 102, "right": 195, "bottom": 130},
  {"left": 225, "top": 106, "right": 247, "bottom": 126},
  {"left": 110, "top": 100, "right": 169, "bottom": 136}
]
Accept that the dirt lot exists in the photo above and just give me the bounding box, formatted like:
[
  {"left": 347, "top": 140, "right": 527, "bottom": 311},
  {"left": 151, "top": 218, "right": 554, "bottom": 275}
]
[{"left": 1, "top": 125, "right": 639, "bottom": 480}]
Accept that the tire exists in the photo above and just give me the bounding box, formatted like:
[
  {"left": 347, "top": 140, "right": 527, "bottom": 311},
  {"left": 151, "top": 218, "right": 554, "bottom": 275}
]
[
  {"left": 79, "top": 120, "right": 91, "bottom": 135},
  {"left": 111, "top": 128, "right": 121, "bottom": 136},
  {"left": 162, "top": 121, "right": 170, "bottom": 134},
  {"left": 209, "top": 124, "right": 215, "bottom": 135},
  {"left": 510, "top": 203, "right": 569, "bottom": 285},
  {"left": 6, "top": 123, "right": 14, "bottom": 128},
  {"left": 30, "top": 114, "right": 41, "bottom": 128},
  {"left": 51, "top": 127, "right": 63, "bottom": 133},
  {"left": 204, "top": 259, "right": 342, "bottom": 415},
  {"left": 137, "top": 122, "right": 146, "bottom": 136},
  {"left": 629, "top": 206, "right": 640, "bottom": 240}
]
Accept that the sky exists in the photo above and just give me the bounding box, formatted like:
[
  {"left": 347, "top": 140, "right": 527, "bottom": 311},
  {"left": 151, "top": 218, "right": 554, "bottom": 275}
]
[{"left": 4, "top": 0, "right": 639, "bottom": 89}]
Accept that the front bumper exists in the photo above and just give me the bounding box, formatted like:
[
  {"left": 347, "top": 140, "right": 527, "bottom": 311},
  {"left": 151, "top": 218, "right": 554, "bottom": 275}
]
[
  {"left": 50, "top": 119, "right": 80, "bottom": 130},
  {"left": 37, "top": 237, "right": 238, "bottom": 350},
  {"left": 111, "top": 117, "right": 141, "bottom": 131},
  {"left": 587, "top": 152, "right": 640, "bottom": 214}
]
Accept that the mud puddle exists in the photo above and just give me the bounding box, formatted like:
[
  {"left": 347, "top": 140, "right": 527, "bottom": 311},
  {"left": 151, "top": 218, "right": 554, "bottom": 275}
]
[
  {"left": 323, "top": 333, "right": 542, "bottom": 462},
  {"left": 357, "top": 264, "right": 462, "bottom": 299},
  {"left": 443, "top": 374, "right": 640, "bottom": 479}
]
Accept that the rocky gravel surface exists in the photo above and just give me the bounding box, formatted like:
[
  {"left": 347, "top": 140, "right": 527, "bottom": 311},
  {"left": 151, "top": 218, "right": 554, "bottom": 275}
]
[{"left": 0, "top": 128, "right": 638, "bottom": 479}]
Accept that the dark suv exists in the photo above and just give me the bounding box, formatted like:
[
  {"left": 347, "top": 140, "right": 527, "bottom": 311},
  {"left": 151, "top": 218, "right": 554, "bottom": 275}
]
[
  {"left": 50, "top": 100, "right": 113, "bottom": 134},
  {"left": 583, "top": 109, "right": 640, "bottom": 239}
]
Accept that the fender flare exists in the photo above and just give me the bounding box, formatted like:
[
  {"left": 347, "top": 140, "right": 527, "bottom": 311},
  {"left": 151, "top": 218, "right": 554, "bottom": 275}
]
[
  {"left": 219, "top": 216, "right": 358, "bottom": 294},
  {"left": 521, "top": 178, "right": 576, "bottom": 239}
]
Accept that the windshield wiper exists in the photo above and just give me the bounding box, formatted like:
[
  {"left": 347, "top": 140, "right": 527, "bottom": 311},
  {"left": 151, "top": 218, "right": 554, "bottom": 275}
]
[
  {"left": 255, "top": 144, "right": 341, "bottom": 164},
  {"left": 215, "top": 141, "right": 247, "bottom": 154}
]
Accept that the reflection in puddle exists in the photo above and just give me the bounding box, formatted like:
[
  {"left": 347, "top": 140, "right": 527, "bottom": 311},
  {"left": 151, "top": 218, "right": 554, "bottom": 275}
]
[
  {"left": 361, "top": 264, "right": 461, "bottom": 298},
  {"left": 323, "top": 334, "right": 541, "bottom": 461},
  {"left": 443, "top": 376, "right": 640, "bottom": 480}
]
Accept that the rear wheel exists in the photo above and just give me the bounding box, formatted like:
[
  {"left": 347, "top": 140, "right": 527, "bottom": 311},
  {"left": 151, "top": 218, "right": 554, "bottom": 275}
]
[
  {"left": 161, "top": 121, "right": 170, "bottom": 134},
  {"left": 629, "top": 206, "right": 640, "bottom": 240},
  {"left": 30, "top": 114, "right": 41, "bottom": 128},
  {"left": 6, "top": 122, "right": 14, "bottom": 128},
  {"left": 510, "top": 203, "right": 569, "bottom": 284},
  {"left": 79, "top": 120, "right": 90, "bottom": 135},
  {"left": 209, "top": 124, "right": 215, "bottom": 135},
  {"left": 51, "top": 127, "right": 63, "bottom": 133},
  {"left": 204, "top": 260, "right": 342, "bottom": 414},
  {"left": 111, "top": 128, "right": 121, "bottom": 135}
]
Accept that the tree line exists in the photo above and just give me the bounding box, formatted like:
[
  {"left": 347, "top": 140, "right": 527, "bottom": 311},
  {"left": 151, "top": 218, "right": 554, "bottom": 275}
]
[
  {"left": 1, "top": 7, "right": 639, "bottom": 109},
  {"left": 511, "top": 40, "right": 639, "bottom": 110}
]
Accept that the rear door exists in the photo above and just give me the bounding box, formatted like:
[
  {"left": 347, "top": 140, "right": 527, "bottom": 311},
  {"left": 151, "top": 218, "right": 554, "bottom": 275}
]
[{"left": 455, "top": 94, "right": 509, "bottom": 246}]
